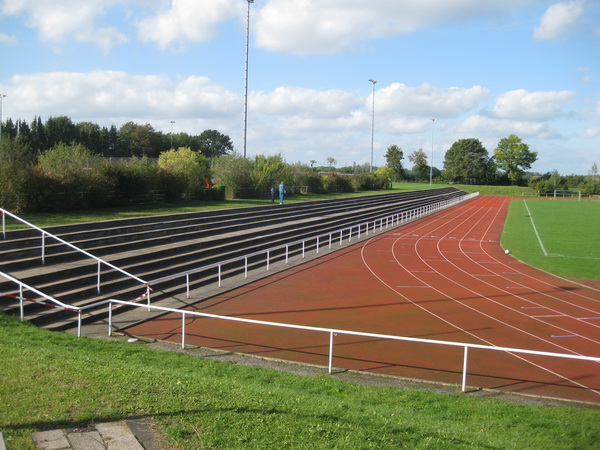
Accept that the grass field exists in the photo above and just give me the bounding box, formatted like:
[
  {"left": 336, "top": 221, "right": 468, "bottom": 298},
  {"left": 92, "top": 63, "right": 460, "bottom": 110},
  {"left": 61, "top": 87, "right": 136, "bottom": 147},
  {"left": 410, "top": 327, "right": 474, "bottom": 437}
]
[
  {"left": 1, "top": 314, "right": 599, "bottom": 449},
  {"left": 501, "top": 198, "right": 600, "bottom": 281}
]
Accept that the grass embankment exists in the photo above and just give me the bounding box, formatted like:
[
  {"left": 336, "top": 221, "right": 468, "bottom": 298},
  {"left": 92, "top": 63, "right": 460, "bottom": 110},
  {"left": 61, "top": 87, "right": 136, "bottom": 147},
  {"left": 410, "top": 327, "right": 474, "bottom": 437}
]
[
  {"left": 501, "top": 198, "right": 600, "bottom": 281},
  {"left": 1, "top": 315, "right": 599, "bottom": 449}
]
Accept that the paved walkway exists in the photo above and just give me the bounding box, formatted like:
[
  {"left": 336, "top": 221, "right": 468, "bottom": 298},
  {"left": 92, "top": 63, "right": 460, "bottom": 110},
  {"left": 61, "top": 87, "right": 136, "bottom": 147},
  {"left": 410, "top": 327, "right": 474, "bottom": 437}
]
[{"left": 30, "top": 419, "right": 164, "bottom": 450}]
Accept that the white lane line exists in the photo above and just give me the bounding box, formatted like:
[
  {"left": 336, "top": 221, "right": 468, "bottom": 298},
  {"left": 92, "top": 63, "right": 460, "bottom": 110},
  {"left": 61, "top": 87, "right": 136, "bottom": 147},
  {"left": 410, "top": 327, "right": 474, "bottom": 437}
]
[{"left": 523, "top": 200, "right": 548, "bottom": 257}]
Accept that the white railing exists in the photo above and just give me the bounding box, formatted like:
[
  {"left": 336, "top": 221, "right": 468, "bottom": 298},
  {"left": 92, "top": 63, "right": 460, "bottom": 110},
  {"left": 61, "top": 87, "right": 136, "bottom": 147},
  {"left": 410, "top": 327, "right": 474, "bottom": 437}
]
[
  {"left": 147, "top": 193, "right": 480, "bottom": 295},
  {"left": 1, "top": 208, "right": 150, "bottom": 297},
  {"left": 1, "top": 193, "right": 478, "bottom": 337},
  {"left": 107, "top": 299, "right": 600, "bottom": 394}
]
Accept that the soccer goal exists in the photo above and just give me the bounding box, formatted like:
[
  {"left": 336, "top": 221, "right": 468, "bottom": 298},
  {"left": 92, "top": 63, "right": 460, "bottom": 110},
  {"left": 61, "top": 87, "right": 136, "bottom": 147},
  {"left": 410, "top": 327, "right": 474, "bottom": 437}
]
[{"left": 553, "top": 189, "right": 581, "bottom": 200}]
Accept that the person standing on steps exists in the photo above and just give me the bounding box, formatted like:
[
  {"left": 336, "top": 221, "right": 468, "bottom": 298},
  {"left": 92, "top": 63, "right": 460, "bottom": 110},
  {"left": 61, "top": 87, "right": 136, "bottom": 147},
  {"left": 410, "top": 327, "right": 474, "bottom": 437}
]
[
  {"left": 270, "top": 185, "right": 276, "bottom": 203},
  {"left": 278, "top": 181, "right": 286, "bottom": 204}
]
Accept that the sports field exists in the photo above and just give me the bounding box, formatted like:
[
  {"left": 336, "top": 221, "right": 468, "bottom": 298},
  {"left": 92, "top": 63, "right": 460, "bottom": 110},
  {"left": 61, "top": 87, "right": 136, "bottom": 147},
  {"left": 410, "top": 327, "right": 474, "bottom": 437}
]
[
  {"left": 502, "top": 198, "right": 600, "bottom": 281},
  {"left": 128, "top": 195, "right": 600, "bottom": 404}
]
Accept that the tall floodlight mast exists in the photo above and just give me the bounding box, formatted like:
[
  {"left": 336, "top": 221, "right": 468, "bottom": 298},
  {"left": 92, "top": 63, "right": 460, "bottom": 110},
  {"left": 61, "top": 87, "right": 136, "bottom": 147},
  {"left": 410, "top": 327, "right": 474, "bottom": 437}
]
[
  {"left": 368, "top": 79, "right": 377, "bottom": 172},
  {"left": 429, "top": 118, "right": 435, "bottom": 185},
  {"left": 243, "top": 0, "right": 255, "bottom": 159},
  {"left": 0, "top": 94, "right": 6, "bottom": 144}
]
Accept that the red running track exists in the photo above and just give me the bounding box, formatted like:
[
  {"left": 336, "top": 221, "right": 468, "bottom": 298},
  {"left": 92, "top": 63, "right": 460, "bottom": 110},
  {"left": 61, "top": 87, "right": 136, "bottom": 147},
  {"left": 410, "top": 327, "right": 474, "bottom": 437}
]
[{"left": 127, "top": 196, "right": 600, "bottom": 404}]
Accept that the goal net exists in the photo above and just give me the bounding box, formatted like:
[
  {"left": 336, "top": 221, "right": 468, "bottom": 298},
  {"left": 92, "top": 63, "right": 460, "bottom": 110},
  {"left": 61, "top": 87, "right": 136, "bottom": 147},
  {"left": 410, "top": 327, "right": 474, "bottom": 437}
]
[{"left": 553, "top": 189, "right": 581, "bottom": 200}]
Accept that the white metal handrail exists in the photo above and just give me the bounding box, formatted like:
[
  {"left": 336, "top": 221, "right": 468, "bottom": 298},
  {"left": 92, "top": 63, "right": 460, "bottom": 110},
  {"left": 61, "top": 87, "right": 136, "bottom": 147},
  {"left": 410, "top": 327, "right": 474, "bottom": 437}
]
[
  {"left": 149, "top": 193, "right": 479, "bottom": 295},
  {"left": 107, "top": 299, "right": 600, "bottom": 394},
  {"left": 1, "top": 193, "right": 477, "bottom": 338},
  {"left": 1, "top": 208, "right": 149, "bottom": 295}
]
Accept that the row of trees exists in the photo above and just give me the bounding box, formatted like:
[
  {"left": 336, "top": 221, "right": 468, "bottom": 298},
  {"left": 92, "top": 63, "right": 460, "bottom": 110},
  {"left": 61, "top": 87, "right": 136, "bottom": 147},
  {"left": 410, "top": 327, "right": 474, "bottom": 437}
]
[
  {"left": 529, "top": 164, "right": 600, "bottom": 196},
  {"left": 0, "top": 116, "right": 234, "bottom": 158},
  {"left": 384, "top": 135, "right": 538, "bottom": 186},
  {"left": 0, "top": 136, "right": 393, "bottom": 213}
]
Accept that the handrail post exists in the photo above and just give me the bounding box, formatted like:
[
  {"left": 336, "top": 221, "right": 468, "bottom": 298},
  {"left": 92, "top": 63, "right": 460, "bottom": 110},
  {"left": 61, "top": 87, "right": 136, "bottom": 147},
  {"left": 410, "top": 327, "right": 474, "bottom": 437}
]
[
  {"left": 97, "top": 261, "right": 101, "bottom": 294},
  {"left": 316, "top": 237, "right": 319, "bottom": 254},
  {"left": 19, "top": 286, "right": 24, "bottom": 321},
  {"left": 186, "top": 273, "right": 190, "bottom": 298},
  {"left": 462, "top": 346, "right": 469, "bottom": 392},
  {"left": 328, "top": 332, "right": 335, "bottom": 374},
  {"left": 41, "top": 233, "right": 45, "bottom": 264},
  {"left": 302, "top": 240, "right": 305, "bottom": 258},
  {"left": 108, "top": 301, "right": 113, "bottom": 337},
  {"left": 181, "top": 313, "right": 186, "bottom": 349},
  {"left": 339, "top": 230, "right": 343, "bottom": 246},
  {"left": 218, "top": 264, "right": 222, "bottom": 287},
  {"left": 77, "top": 311, "right": 82, "bottom": 337}
]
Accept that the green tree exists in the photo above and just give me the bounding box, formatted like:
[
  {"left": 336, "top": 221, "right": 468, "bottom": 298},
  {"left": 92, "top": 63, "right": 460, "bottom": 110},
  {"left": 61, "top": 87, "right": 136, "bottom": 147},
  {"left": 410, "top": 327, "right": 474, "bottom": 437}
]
[
  {"left": 0, "top": 137, "right": 35, "bottom": 207},
  {"left": 158, "top": 147, "right": 211, "bottom": 197},
  {"left": 252, "top": 154, "right": 291, "bottom": 194},
  {"left": 212, "top": 152, "right": 255, "bottom": 198},
  {"left": 118, "top": 122, "right": 161, "bottom": 157},
  {"left": 408, "top": 149, "right": 429, "bottom": 181},
  {"left": 374, "top": 166, "right": 394, "bottom": 188},
  {"left": 38, "top": 142, "right": 101, "bottom": 182},
  {"left": 44, "top": 116, "right": 78, "bottom": 149},
  {"left": 384, "top": 145, "right": 405, "bottom": 181},
  {"left": 494, "top": 134, "right": 537, "bottom": 185},
  {"left": 443, "top": 138, "right": 496, "bottom": 184},
  {"left": 196, "top": 129, "right": 234, "bottom": 158}
]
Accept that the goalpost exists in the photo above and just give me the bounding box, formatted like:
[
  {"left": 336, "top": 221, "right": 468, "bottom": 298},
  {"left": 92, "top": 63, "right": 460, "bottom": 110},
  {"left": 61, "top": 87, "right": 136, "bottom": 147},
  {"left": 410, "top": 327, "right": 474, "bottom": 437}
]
[{"left": 553, "top": 189, "right": 581, "bottom": 200}]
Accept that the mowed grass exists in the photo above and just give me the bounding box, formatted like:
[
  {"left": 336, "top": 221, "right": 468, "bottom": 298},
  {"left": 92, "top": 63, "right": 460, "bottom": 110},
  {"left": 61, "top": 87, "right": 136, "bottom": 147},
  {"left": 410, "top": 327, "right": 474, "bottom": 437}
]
[
  {"left": 1, "top": 315, "right": 599, "bottom": 449},
  {"left": 502, "top": 199, "right": 600, "bottom": 280}
]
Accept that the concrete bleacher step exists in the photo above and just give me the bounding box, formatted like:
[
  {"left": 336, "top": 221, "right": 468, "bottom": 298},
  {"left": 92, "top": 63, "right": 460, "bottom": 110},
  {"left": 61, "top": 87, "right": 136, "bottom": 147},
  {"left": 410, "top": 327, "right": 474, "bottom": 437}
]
[{"left": 1, "top": 188, "right": 468, "bottom": 330}]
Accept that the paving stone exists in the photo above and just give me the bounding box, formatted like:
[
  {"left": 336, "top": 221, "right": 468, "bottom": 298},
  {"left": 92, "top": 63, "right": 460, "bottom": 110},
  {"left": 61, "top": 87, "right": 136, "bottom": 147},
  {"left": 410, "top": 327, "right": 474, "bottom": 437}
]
[
  {"left": 31, "top": 429, "right": 70, "bottom": 450},
  {"left": 67, "top": 431, "right": 104, "bottom": 450},
  {"left": 95, "top": 422, "right": 143, "bottom": 450}
]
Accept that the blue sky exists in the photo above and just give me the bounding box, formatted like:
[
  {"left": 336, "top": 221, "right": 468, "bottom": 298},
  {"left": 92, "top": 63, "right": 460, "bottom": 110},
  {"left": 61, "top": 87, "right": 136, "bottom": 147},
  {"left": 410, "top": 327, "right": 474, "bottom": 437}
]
[{"left": 1, "top": 0, "right": 598, "bottom": 174}]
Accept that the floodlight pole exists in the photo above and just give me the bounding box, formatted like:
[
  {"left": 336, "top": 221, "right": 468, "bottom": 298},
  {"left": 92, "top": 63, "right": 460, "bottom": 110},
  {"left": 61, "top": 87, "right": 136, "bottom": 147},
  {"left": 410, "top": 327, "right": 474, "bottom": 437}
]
[
  {"left": 0, "top": 94, "right": 6, "bottom": 144},
  {"left": 170, "top": 120, "right": 175, "bottom": 149},
  {"left": 369, "top": 79, "right": 377, "bottom": 173},
  {"left": 429, "top": 118, "right": 435, "bottom": 185},
  {"left": 243, "top": 0, "right": 255, "bottom": 159}
]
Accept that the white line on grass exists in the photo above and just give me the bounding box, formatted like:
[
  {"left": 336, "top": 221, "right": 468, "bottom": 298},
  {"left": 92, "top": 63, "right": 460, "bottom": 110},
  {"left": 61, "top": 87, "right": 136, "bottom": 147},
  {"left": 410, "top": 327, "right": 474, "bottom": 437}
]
[{"left": 523, "top": 200, "right": 548, "bottom": 257}]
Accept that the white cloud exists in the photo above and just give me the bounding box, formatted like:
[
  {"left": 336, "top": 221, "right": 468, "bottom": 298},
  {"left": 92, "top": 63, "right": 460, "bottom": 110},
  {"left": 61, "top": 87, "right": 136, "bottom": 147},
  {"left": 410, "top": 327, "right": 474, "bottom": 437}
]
[
  {"left": 458, "top": 115, "right": 551, "bottom": 139},
  {"left": 136, "top": 0, "right": 240, "bottom": 50},
  {"left": 492, "top": 89, "right": 575, "bottom": 121},
  {"left": 585, "top": 126, "right": 600, "bottom": 138},
  {"left": 7, "top": 71, "right": 241, "bottom": 120},
  {"left": 252, "top": 87, "right": 361, "bottom": 118},
  {"left": 0, "top": 32, "right": 18, "bottom": 45},
  {"left": 254, "top": 0, "right": 528, "bottom": 54},
  {"left": 1, "top": 0, "right": 127, "bottom": 52},
  {"left": 533, "top": 0, "right": 584, "bottom": 40},
  {"left": 375, "top": 83, "right": 489, "bottom": 117}
]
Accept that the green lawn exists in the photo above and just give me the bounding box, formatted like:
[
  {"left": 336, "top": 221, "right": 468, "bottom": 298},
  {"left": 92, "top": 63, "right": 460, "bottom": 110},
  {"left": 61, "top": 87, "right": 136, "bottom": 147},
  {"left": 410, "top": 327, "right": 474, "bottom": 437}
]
[
  {"left": 501, "top": 199, "right": 600, "bottom": 280},
  {"left": 1, "top": 314, "right": 599, "bottom": 449}
]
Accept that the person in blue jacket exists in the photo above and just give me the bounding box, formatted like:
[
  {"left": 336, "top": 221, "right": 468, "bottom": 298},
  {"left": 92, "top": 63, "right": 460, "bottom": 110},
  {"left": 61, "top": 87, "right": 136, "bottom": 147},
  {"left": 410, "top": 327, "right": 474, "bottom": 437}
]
[{"left": 278, "top": 181, "right": 286, "bottom": 204}]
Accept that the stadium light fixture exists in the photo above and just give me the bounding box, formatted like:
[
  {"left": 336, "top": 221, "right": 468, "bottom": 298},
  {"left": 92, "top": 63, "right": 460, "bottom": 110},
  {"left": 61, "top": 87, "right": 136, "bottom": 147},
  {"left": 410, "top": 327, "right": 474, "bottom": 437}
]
[
  {"left": 243, "top": 0, "right": 255, "bottom": 159},
  {"left": 368, "top": 79, "right": 377, "bottom": 172}
]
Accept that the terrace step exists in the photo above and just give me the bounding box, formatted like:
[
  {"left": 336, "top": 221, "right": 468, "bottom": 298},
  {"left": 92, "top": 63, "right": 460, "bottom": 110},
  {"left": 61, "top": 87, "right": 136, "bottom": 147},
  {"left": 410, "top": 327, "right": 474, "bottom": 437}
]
[{"left": 1, "top": 188, "right": 468, "bottom": 330}]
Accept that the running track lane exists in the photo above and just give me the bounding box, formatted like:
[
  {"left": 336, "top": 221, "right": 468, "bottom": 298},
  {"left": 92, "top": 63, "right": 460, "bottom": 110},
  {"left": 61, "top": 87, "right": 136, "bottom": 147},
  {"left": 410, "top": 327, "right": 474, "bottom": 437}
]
[{"left": 126, "top": 196, "right": 600, "bottom": 403}]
